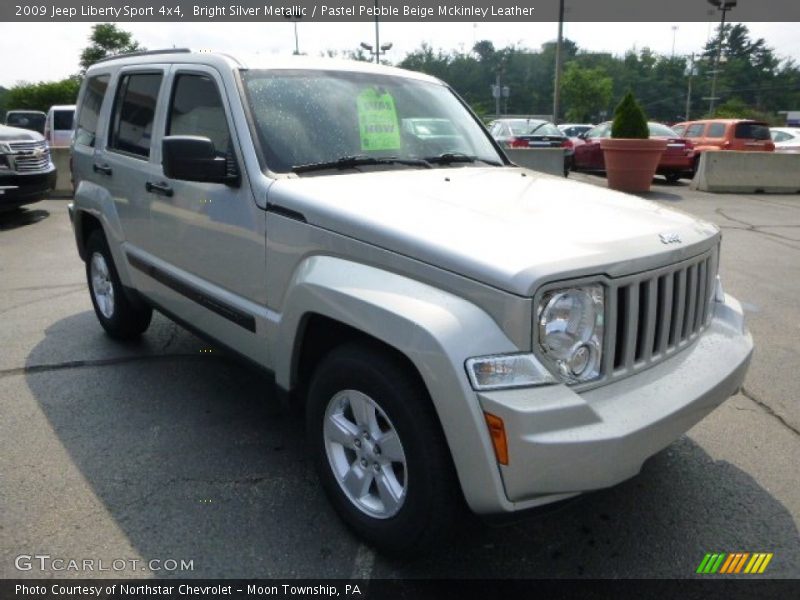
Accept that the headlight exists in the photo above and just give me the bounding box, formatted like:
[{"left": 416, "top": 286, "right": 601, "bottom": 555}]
[
  {"left": 538, "top": 285, "right": 604, "bottom": 383},
  {"left": 466, "top": 354, "right": 555, "bottom": 390}
]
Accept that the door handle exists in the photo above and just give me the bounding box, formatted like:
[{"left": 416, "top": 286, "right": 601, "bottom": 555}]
[
  {"left": 145, "top": 181, "right": 174, "bottom": 197},
  {"left": 93, "top": 163, "right": 113, "bottom": 176}
]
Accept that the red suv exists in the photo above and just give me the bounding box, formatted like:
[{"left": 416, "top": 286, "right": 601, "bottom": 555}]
[{"left": 671, "top": 119, "right": 774, "bottom": 170}]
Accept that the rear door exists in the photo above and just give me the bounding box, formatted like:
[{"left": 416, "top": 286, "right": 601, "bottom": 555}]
[
  {"left": 73, "top": 73, "right": 112, "bottom": 195},
  {"left": 102, "top": 67, "right": 168, "bottom": 252}
]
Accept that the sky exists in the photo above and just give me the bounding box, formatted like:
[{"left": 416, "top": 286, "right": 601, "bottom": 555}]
[{"left": 1, "top": 21, "right": 799, "bottom": 87}]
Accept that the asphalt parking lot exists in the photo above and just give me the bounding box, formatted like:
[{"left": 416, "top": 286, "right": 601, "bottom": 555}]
[{"left": 1, "top": 177, "right": 798, "bottom": 579}]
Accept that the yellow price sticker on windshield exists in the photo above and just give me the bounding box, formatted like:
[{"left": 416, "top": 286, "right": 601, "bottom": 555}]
[{"left": 357, "top": 88, "right": 401, "bottom": 151}]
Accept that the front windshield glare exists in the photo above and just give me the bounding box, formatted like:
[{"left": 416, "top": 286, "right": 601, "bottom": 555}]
[{"left": 242, "top": 69, "right": 503, "bottom": 173}]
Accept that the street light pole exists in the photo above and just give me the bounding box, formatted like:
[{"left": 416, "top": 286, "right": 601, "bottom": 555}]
[
  {"left": 685, "top": 52, "right": 695, "bottom": 120},
  {"left": 707, "top": 0, "right": 737, "bottom": 116},
  {"left": 374, "top": 0, "right": 380, "bottom": 64},
  {"left": 552, "top": 0, "right": 565, "bottom": 123}
]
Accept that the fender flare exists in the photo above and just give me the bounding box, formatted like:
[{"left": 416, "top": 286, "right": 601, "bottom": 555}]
[{"left": 271, "top": 255, "right": 523, "bottom": 513}]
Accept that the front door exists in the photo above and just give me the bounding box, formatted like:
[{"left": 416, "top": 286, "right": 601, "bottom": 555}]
[{"left": 145, "top": 65, "right": 267, "bottom": 361}]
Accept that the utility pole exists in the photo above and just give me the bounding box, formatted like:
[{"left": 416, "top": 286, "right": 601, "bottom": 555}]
[
  {"left": 552, "top": 0, "right": 565, "bottom": 123},
  {"left": 707, "top": 0, "right": 737, "bottom": 116},
  {"left": 685, "top": 52, "right": 695, "bottom": 120},
  {"left": 374, "top": 0, "right": 380, "bottom": 64},
  {"left": 671, "top": 25, "right": 678, "bottom": 58}
]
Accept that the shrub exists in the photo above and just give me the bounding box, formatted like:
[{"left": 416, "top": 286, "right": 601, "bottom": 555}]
[{"left": 611, "top": 91, "right": 649, "bottom": 139}]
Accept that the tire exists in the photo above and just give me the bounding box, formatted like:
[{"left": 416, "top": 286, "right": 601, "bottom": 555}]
[
  {"left": 85, "top": 229, "right": 152, "bottom": 340},
  {"left": 664, "top": 173, "right": 681, "bottom": 183},
  {"left": 306, "top": 342, "right": 462, "bottom": 555}
]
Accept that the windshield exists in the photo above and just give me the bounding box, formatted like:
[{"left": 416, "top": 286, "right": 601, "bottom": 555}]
[
  {"left": 241, "top": 69, "right": 503, "bottom": 173},
  {"left": 7, "top": 112, "right": 46, "bottom": 133},
  {"left": 648, "top": 123, "right": 679, "bottom": 137}
]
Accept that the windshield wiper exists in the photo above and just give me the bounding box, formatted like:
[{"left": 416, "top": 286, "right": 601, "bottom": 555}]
[
  {"left": 423, "top": 152, "right": 502, "bottom": 166},
  {"left": 291, "top": 155, "right": 432, "bottom": 174}
]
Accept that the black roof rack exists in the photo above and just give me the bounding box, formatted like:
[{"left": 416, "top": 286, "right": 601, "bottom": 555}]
[{"left": 93, "top": 48, "right": 192, "bottom": 65}]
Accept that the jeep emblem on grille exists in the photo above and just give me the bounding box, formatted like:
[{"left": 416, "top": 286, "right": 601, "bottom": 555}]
[{"left": 659, "top": 232, "right": 682, "bottom": 244}]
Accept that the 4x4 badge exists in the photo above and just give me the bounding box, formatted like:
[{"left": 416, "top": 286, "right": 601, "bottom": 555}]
[{"left": 659, "top": 232, "right": 682, "bottom": 244}]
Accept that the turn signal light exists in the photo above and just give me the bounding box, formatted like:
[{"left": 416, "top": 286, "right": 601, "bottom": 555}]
[{"left": 484, "top": 412, "right": 509, "bottom": 465}]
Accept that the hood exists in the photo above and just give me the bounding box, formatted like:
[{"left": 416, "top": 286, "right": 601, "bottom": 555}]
[
  {"left": 267, "top": 167, "right": 719, "bottom": 296},
  {"left": 0, "top": 124, "right": 45, "bottom": 142}
]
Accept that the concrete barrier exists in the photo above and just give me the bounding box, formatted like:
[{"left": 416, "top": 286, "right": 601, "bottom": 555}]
[
  {"left": 690, "top": 150, "right": 800, "bottom": 194},
  {"left": 505, "top": 148, "right": 566, "bottom": 177},
  {"left": 49, "top": 146, "right": 72, "bottom": 198}
]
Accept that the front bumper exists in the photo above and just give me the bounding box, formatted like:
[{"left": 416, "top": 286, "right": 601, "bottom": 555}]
[
  {"left": 0, "top": 167, "right": 57, "bottom": 208},
  {"left": 477, "top": 293, "right": 752, "bottom": 510}
]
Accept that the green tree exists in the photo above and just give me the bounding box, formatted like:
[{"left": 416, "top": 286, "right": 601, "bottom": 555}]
[
  {"left": 611, "top": 91, "right": 649, "bottom": 139},
  {"left": 79, "top": 23, "right": 143, "bottom": 73},
  {"left": 0, "top": 85, "right": 8, "bottom": 119},
  {"left": 5, "top": 78, "right": 81, "bottom": 113},
  {"left": 561, "top": 63, "right": 613, "bottom": 122}
]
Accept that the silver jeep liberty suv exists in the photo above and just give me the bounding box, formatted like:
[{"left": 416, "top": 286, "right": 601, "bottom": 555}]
[{"left": 69, "top": 50, "right": 753, "bottom": 554}]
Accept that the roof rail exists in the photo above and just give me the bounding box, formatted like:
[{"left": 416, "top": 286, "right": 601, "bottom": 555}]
[{"left": 93, "top": 48, "right": 192, "bottom": 65}]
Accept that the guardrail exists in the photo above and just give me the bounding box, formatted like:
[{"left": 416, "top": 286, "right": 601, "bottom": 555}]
[
  {"left": 690, "top": 150, "right": 800, "bottom": 194},
  {"left": 504, "top": 148, "right": 566, "bottom": 177}
]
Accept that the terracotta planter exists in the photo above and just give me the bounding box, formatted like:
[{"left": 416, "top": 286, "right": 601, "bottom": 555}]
[{"left": 600, "top": 138, "right": 668, "bottom": 193}]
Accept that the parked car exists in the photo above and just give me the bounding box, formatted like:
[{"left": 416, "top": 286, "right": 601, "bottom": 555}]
[
  {"left": 672, "top": 119, "right": 774, "bottom": 169},
  {"left": 400, "top": 117, "right": 470, "bottom": 154},
  {"left": 488, "top": 118, "right": 573, "bottom": 175},
  {"left": 558, "top": 123, "right": 594, "bottom": 138},
  {"left": 572, "top": 121, "right": 695, "bottom": 182},
  {"left": 69, "top": 51, "right": 752, "bottom": 555},
  {"left": 5, "top": 110, "right": 47, "bottom": 135},
  {"left": 44, "top": 104, "right": 76, "bottom": 147},
  {"left": 0, "top": 124, "right": 57, "bottom": 211},
  {"left": 770, "top": 127, "right": 800, "bottom": 153}
]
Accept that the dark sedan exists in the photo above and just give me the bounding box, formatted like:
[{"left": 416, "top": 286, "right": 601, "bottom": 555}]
[{"left": 488, "top": 118, "right": 573, "bottom": 175}]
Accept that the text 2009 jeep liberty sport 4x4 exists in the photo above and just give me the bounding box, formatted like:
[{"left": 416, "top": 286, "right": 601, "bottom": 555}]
[{"left": 69, "top": 50, "right": 753, "bottom": 554}]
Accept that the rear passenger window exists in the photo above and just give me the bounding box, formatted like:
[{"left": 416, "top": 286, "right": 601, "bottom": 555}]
[
  {"left": 109, "top": 72, "right": 163, "bottom": 158},
  {"left": 167, "top": 74, "right": 231, "bottom": 155},
  {"left": 685, "top": 123, "right": 705, "bottom": 138},
  {"left": 75, "top": 75, "right": 109, "bottom": 147},
  {"left": 707, "top": 123, "right": 726, "bottom": 137}
]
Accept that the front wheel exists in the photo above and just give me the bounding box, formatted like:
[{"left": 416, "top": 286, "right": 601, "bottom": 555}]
[
  {"left": 306, "top": 343, "right": 462, "bottom": 555},
  {"left": 664, "top": 172, "right": 681, "bottom": 183}
]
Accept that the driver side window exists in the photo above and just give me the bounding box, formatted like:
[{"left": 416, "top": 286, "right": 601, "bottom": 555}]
[{"left": 167, "top": 73, "right": 231, "bottom": 156}]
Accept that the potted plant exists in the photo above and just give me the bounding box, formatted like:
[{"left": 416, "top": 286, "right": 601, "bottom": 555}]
[{"left": 600, "top": 91, "right": 668, "bottom": 193}]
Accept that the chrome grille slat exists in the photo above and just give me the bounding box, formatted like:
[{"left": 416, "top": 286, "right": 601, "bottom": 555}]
[
  {"left": 695, "top": 259, "right": 708, "bottom": 331},
  {"left": 684, "top": 264, "right": 698, "bottom": 341},
  {"left": 656, "top": 274, "right": 673, "bottom": 356},
  {"left": 641, "top": 278, "right": 658, "bottom": 363},
  {"left": 672, "top": 269, "right": 687, "bottom": 346},
  {"left": 622, "top": 284, "right": 639, "bottom": 370},
  {"left": 603, "top": 247, "right": 717, "bottom": 385}
]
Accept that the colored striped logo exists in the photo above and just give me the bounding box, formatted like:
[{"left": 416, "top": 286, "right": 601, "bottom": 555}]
[{"left": 696, "top": 552, "right": 773, "bottom": 574}]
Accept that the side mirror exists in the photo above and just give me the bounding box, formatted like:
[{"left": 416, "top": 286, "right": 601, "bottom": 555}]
[{"left": 162, "top": 136, "right": 237, "bottom": 185}]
